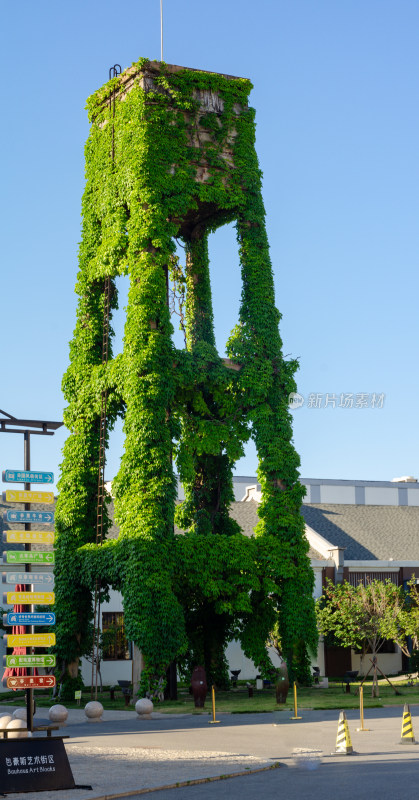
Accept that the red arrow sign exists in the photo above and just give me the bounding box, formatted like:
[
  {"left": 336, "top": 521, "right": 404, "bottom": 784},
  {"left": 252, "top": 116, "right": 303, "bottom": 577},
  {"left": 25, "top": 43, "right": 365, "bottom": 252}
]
[{"left": 3, "top": 675, "right": 56, "bottom": 689}]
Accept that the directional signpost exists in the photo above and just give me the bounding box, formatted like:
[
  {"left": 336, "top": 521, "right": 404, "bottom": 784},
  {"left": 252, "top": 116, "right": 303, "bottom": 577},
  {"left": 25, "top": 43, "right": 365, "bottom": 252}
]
[
  {"left": 0, "top": 416, "right": 75, "bottom": 796},
  {"left": 2, "top": 470, "right": 54, "bottom": 484},
  {"left": 2, "top": 572, "right": 54, "bottom": 585},
  {"left": 3, "top": 612, "right": 56, "bottom": 626},
  {"left": 3, "top": 676, "right": 56, "bottom": 689},
  {"left": 3, "top": 592, "right": 55, "bottom": 605},
  {"left": 4, "top": 633, "right": 56, "bottom": 648},
  {"left": 2, "top": 489, "right": 54, "bottom": 503},
  {"left": 2, "top": 462, "right": 57, "bottom": 740},
  {"left": 3, "top": 510, "right": 54, "bottom": 524},
  {"left": 3, "top": 551, "right": 55, "bottom": 564},
  {"left": 3, "top": 654, "right": 56, "bottom": 668},
  {"left": 3, "top": 530, "right": 55, "bottom": 544}
]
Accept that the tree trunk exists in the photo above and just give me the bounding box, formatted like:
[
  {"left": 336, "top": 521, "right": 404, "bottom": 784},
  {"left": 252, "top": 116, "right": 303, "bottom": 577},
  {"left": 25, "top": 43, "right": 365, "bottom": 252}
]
[{"left": 371, "top": 655, "right": 379, "bottom": 697}]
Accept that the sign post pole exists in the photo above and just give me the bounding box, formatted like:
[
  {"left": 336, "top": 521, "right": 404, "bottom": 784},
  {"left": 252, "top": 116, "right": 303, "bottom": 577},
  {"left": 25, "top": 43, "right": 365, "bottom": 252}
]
[
  {"left": 23, "top": 430, "right": 35, "bottom": 734},
  {"left": 0, "top": 410, "right": 63, "bottom": 734},
  {"left": 0, "top": 412, "right": 80, "bottom": 796}
]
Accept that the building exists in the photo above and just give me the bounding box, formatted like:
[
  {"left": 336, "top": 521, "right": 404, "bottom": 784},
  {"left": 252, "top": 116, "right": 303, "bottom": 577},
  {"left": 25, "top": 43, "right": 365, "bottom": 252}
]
[
  {"left": 83, "top": 476, "right": 419, "bottom": 684},
  {"left": 243, "top": 476, "right": 419, "bottom": 677},
  {"left": 2, "top": 476, "right": 419, "bottom": 691}
]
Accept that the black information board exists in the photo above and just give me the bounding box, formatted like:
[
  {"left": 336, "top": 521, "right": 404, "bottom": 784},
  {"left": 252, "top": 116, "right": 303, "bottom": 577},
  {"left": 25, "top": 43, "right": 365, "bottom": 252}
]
[{"left": 0, "top": 737, "right": 75, "bottom": 794}]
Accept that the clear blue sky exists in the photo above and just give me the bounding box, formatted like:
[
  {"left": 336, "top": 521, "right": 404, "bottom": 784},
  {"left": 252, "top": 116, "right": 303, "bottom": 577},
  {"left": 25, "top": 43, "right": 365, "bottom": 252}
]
[{"left": 1, "top": 0, "right": 419, "bottom": 491}]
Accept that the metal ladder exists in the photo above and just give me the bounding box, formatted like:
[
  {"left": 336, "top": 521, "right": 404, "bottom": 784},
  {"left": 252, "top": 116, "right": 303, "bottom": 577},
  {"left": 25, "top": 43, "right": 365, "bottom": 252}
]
[{"left": 91, "top": 65, "right": 121, "bottom": 699}]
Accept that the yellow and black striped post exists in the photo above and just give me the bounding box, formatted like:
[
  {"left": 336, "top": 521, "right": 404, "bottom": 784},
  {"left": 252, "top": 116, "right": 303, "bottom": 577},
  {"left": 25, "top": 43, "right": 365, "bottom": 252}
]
[
  {"left": 400, "top": 704, "right": 416, "bottom": 744},
  {"left": 332, "top": 710, "right": 354, "bottom": 755}
]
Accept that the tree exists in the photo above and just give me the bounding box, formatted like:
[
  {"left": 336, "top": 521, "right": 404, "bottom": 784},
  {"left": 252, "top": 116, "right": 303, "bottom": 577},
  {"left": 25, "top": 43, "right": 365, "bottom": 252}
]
[
  {"left": 268, "top": 620, "right": 314, "bottom": 685},
  {"left": 316, "top": 579, "right": 409, "bottom": 696},
  {"left": 401, "top": 580, "right": 419, "bottom": 659},
  {"left": 83, "top": 624, "right": 124, "bottom": 694},
  {"left": 55, "top": 59, "right": 318, "bottom": 696}
]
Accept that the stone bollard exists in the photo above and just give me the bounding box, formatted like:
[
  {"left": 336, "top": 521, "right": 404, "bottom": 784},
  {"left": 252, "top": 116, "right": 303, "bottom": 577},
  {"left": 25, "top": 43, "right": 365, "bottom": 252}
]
[
  {"left": 135, "top": 698, "right": 154, "bottom": 719},
  {"left": 84, "top": 701, "right": 104, "bottom": 722},
  {"left": 49, "top": 704, "right": 69, "bottom": 725},
  {"left": 0, "top": 714, "right": 13, "bottom": 728},
  {"left": 6, "top": 719, "right": 28, "bottom": 739},
  {"left": 12, "top": 708, "right": 28, "bottom": 721}
]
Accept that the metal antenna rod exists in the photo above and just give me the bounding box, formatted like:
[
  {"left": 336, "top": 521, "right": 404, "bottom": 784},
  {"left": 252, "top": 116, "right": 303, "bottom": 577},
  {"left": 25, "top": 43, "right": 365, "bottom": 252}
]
[{"left": 160, "top": 0, "right": 163, "bottom": 61}]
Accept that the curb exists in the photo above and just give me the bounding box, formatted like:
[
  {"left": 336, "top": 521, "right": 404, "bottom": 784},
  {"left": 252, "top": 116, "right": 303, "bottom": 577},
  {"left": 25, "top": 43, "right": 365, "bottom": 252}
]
[{"left": 90, "top": 762, "right": 283, "bottom": 799}]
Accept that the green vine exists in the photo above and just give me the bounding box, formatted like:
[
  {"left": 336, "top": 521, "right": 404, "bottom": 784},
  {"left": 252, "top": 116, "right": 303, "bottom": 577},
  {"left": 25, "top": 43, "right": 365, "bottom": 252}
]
[{"left": 55, "top": 59, "right": 317, "bottom": 694}]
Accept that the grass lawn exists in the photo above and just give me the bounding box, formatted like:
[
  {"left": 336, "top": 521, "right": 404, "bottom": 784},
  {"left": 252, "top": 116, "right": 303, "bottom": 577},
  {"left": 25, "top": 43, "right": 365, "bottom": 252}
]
[
  {"left": 3, "top": 680, "right": 419, "bottom": 713},
  {"left": 0, "top": 689, "right": 132, "bottom": 712},
  {"left": 158, "top": 682, "right": 419, "bottom": 714}
]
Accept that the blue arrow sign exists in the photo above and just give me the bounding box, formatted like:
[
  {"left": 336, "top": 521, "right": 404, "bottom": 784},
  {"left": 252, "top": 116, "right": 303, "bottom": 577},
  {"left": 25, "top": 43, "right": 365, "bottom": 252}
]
[
  {"left": 2, "top": 469, "right": 54, "bottom": 484},
  {"left": 3, "top": 612, "right": 55, "bottom": 626},
  {"left": 2, "top": 572, "right": 54, "bottom": 585},
  {"left": 3, "top": 510, "right": 54, "bottom": 524}
]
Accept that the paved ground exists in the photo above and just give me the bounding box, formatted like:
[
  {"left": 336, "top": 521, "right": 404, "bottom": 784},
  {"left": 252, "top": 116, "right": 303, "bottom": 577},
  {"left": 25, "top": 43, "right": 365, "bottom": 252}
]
[
  {"left": 128, "top": 756, "right": 419, "bottom": 800},
  {"left": 0, "top": 704, "right": 418, "bottom": 799}
]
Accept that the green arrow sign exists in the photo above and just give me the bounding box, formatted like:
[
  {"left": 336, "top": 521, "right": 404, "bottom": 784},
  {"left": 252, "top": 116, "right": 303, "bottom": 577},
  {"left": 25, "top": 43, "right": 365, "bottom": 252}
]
[
  {"left": 3, "top": 654, "right": 56, "bottom": 668},
  {"left": 3, "top": 551, "right": 54, "bottom": 564}
]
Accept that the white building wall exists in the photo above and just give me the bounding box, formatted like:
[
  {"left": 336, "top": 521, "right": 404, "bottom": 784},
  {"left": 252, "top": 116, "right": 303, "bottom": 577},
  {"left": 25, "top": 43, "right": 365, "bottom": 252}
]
[
  {"left": 312, "top": 567, "right": 324, "bottom": 600},
  {"left": 78, "top": 570, "right": 328, "bottom": 686},
  {"left": 407, "top": 489, "right": 419, "bottom": 506},
  {"left": 80, "top": 588, "right": 131, "bottom": 687},
  {"left": 320, "top": 485, "right": 356, "bottom": 504},
  {"left": 80, "top": 657, "right": 132, "bottom": 687},
  {"left": 364, "top": 487, "right": 399, "bottom": 506},
  {"left": 225, "top": 640, "right": 262, "bottom": 681},
  {"left": 102, "top": 589, "right": 124, "bottom": 612},
  {"left": 351, "top": 650, "right": 402, "bottom": 677}
]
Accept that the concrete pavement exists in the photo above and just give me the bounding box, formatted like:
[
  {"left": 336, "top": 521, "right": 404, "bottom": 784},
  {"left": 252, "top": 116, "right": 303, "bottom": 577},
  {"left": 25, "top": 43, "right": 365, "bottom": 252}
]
[
  {"left": 127, "top": 755, "right": 419, "bottom": 800},
  {"left": 0, "top": 704, "right": 418, "bottom": 799}
]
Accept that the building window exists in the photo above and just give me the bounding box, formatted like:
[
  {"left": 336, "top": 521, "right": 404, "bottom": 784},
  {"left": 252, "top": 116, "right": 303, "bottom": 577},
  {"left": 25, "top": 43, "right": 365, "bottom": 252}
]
[{"left": 101, "top": 612, "right": 130, "bottom": 660}]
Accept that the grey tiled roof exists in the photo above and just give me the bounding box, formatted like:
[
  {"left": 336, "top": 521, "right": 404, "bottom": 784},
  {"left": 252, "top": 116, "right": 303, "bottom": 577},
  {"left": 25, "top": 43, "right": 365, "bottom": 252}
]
[
  {"left": 227, "top": 501, "right": 325, "bottom": 558},
  {"left": 6, "top": 490, "right": 419, "bottom": 563},
  {"left": 306, "top": 547, "right": 326, "bottom": 561},
  {"left": 108, "top": 499, "right": 326, "bottom": 560},
  {"left": 229, "top": 500, "right": 260, "bottom": 538},
  {"left": 174, "top": 500, "right": 324, "bottom": 561},
  {"left": 107, "top": 500, "right": 120, "bottom": 540},
  {"left": 301, "top": 503, "right": 419, "bottom": 561},
  {"left": 172, "top": 501, "right": 261, "bottom": 539},
  {"left": 1, "top": 497, "right": 329, "bottom": 564}
]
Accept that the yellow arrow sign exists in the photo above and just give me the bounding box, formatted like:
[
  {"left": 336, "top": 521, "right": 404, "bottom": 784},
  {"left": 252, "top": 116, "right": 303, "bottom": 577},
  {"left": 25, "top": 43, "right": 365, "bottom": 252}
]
[
  {"left": 5, "top": 633, "right": 55, "bottom": 647},
  {"left": 5, "top": 592, "right": 55, "bottom": 605},
  {"left": 3, "top": 490, "right": 54, "bottom": 504},
  {"left": 4, "top": 530, "right": 55, "bottom": 544}
]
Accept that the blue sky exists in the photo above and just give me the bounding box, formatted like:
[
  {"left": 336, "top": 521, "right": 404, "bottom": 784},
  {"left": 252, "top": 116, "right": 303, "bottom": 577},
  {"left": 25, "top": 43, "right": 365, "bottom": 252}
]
[{"left": 1, "top": 0, "right": 419, "bottom": 491}]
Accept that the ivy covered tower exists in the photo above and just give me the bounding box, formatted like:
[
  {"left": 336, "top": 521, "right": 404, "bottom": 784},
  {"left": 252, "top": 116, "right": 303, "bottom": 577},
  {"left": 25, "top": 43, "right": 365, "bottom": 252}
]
[{"left": 55, "top": 59, "right": 317, "bottom": 693}]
